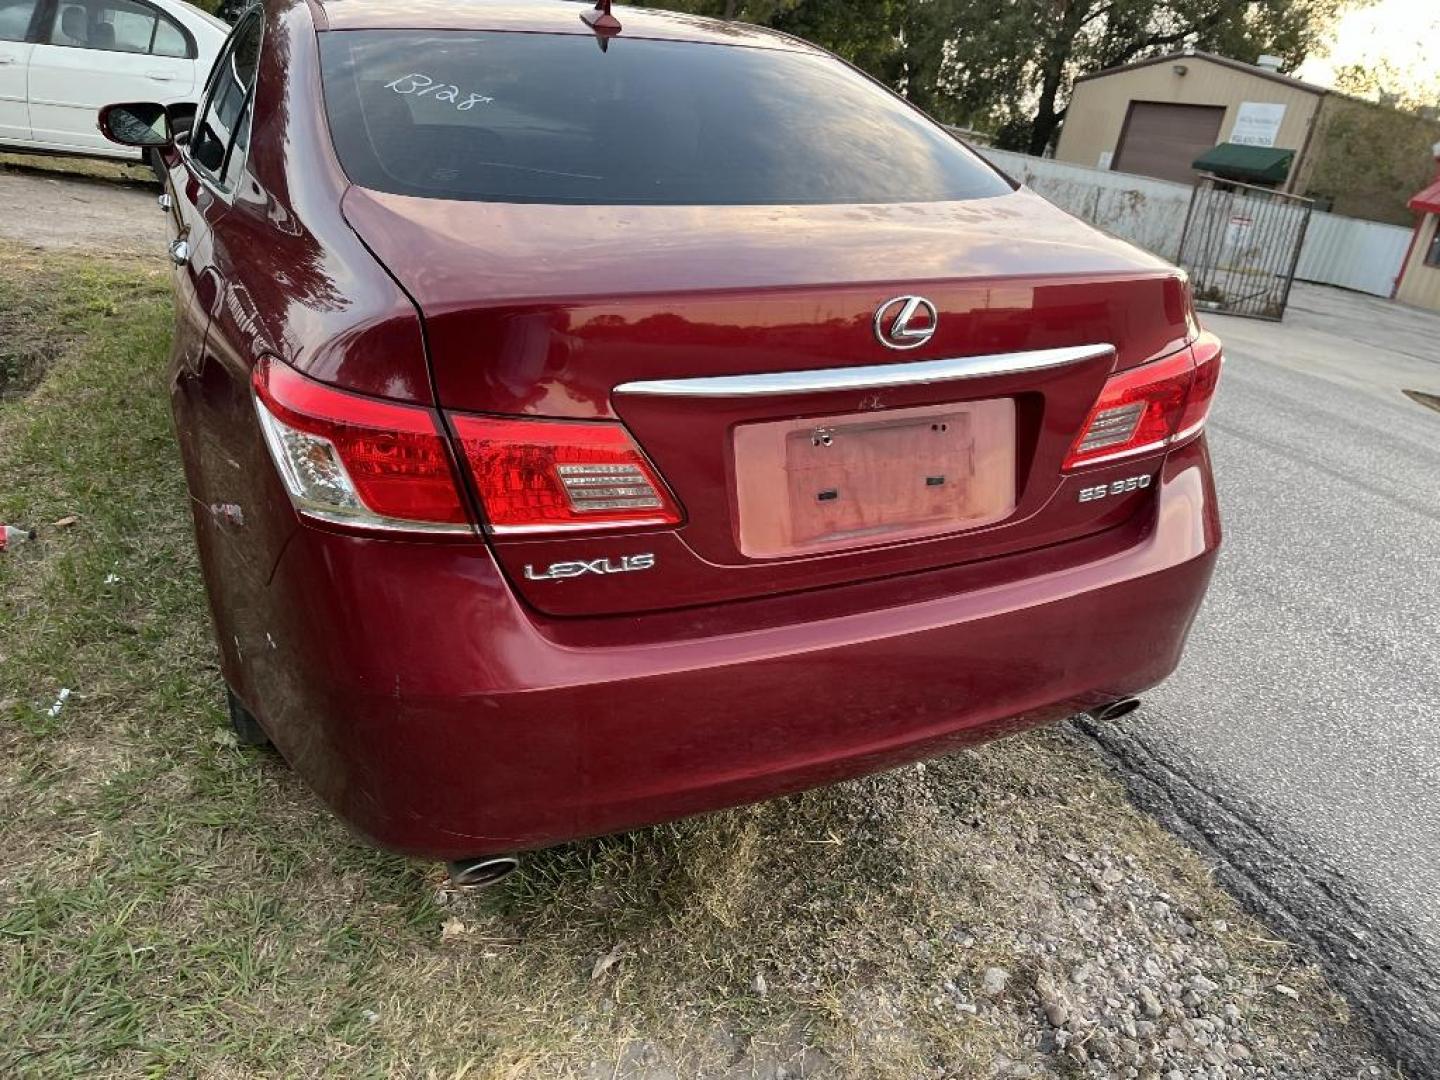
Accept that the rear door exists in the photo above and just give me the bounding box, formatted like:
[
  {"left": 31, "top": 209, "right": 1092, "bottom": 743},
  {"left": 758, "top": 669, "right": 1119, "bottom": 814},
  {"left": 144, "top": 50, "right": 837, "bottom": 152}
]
[
  {"left": 0, "top": 0, "right": 39, "bottom": 144},
  {"left": 26, "top": 0, "right": 195, "bottom": 154},
  {"left": 168, "top": 12, "right": 282, "bottom": 591},
  {"left": 161, "top": 5, "right": 248, "bottom": 402}
]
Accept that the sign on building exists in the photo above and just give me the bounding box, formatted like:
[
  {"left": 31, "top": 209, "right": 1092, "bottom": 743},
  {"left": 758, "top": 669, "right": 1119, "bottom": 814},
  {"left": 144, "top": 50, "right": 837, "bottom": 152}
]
[{"left": 1231, "top": 102, "right": 1287, "bottom": 147}]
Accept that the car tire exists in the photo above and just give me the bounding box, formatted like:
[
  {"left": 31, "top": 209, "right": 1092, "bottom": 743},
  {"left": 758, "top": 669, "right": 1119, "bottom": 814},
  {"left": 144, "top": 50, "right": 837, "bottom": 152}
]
[{"left": 226, "top": 686, "right": 272, "bottom": 748}]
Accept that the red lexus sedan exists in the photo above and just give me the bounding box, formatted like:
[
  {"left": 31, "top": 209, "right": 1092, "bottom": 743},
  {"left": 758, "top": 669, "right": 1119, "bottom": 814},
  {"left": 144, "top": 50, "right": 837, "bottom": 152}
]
[{"left": 101, "top": 0, "right": 1221, "bottom": 884}]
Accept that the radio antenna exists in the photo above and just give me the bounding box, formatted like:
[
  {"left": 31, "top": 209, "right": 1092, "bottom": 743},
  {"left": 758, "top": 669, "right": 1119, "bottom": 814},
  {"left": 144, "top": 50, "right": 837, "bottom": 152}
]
[{"left": 580, "top": 0, "right": 622, "bottom": 34}]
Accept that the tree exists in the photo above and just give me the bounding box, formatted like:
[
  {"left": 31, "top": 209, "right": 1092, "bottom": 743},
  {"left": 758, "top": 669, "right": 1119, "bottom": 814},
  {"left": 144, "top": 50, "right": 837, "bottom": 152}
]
[
  {"left": 635, "top": 0, "right": 915, "bottom": 85},
  {"left": 1334, "top": 59, "right": 1440, "bottom": 115},
  {"left": 1302, "top": 89, "right": 1440, "bottom": 224},
  {"left": 937, "top": 0, "right": 1349, "bottom": 154},
  {"left": 627, "top": 0, "right": 1003, "bottom": 126},
  {"left": 629, "top": 0, "right": 1352, "bottom": 156}
]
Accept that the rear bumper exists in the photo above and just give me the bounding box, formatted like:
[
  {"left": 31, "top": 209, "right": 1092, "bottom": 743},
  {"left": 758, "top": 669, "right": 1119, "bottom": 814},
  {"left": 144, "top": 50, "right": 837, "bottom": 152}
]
[{"left": 249, "top": 440, "right": 1220, "bottom": 859}]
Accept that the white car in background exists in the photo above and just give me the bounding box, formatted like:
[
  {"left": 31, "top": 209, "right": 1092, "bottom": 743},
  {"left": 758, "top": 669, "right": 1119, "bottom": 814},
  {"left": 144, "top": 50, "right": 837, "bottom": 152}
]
[{"left": 0, "top": 0, "right": 227, "bottom": 160}]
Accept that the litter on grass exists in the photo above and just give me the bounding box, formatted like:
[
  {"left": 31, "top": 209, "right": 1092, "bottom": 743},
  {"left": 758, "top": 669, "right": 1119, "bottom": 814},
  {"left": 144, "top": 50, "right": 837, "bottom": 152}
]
[{"left": 1, "top": 524, "right": 36, "bottom": 552}]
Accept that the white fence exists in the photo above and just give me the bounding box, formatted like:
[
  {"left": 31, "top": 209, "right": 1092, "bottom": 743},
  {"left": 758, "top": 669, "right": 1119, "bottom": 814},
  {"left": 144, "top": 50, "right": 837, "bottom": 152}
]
[
  {"left": 1293, "top": 211, "right": 1413, "bottom": 297},
  {"left": 981, "top": 148, "right": 1192, "bottom": 261},
  {"left": 978, "top": 147, "right": 1412, "bottom": 298}
]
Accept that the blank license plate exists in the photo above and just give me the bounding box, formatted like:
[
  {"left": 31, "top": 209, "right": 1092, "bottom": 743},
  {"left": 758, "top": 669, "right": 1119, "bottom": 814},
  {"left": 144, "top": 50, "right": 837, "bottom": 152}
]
[{"left": 732, "top": 399, "right": 1016, "bottom": 558}]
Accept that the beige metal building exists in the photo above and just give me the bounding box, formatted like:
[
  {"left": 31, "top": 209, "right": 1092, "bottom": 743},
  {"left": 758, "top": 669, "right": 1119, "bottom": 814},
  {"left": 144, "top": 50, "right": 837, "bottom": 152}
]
[
  {"left": 1054, "top": 51, "right": 1440, "bottom": 225},
  {"left": 1396, "top": 166, "right": 1440, "bottom": 311}
]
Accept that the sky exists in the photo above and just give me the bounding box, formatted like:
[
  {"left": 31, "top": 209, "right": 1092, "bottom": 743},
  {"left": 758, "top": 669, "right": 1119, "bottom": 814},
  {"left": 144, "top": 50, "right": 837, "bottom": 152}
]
[{"left": 1296, "top": 0, "right": 1440, "bottom": 98}]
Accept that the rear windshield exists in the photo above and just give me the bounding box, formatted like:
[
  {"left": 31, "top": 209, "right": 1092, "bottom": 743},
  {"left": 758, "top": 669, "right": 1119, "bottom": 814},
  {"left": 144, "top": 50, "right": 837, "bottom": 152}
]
[{"left": 318, "top": 30, "right": 1011, "bottom": 206}]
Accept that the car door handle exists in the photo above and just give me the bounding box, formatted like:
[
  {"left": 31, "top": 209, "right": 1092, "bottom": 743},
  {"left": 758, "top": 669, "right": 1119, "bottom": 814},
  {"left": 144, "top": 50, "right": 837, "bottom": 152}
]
[
  {"left": 147, "top": 72, "right": 175, "bottom": 81},
  {"left": 169, "top": 238, "right": 190, "bottom": 266}
]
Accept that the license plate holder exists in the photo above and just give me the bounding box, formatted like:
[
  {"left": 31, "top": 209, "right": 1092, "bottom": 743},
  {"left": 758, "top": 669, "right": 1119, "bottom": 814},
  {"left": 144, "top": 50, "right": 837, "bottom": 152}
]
[{"left": 732, "top": 399, "right": 1016, "bottom": 558}]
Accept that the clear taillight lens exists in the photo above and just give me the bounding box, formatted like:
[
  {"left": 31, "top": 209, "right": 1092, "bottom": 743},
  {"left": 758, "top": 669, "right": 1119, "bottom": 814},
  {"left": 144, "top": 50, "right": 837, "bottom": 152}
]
[
  {"left": 449, "top": 415, "right": 682, "bottom": 534},
  {"left": 1064, "top": 334, "right": 1223, "bottom": 470},
  {"left": 252, "top": 356, "right": 471, "bottom": 532}
]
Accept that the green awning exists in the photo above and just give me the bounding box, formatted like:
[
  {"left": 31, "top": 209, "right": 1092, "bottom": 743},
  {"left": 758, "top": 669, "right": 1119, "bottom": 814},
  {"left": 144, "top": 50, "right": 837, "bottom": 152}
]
[{"left": 1191, "top": 142, "right": 1295, "bottom": 185}]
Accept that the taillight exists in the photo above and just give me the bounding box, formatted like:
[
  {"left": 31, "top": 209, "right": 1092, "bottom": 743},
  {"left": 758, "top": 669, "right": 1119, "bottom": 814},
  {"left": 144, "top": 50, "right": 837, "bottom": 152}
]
[
  {"left": 1177, "top": 332, "right": 1223, "bottom": 440},
  {"left": 253, "top": 359, "right": 682, "bottom": 537},
  {"left": 252, "top": 356, "right": 471, "bottom": 533},
  {"left": 449, "top": 415, "right": 682, "bottom": 534},
  {"left": 1063, "top": 334, "right": 1223, "bottom": 470}
]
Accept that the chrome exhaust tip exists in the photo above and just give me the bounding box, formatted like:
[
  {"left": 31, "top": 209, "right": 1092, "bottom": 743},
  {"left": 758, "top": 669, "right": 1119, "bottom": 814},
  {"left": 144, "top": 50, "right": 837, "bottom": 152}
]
[
  {"left": 446, "top": 855, "right": 520, "bottom": 888},
  {"left": 1089, "top": 697, "right": 1142, "bottom": 723}
]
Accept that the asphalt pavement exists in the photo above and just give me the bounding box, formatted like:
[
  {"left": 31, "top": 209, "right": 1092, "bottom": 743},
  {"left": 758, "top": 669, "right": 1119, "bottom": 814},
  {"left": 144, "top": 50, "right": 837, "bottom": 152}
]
[{"left": 1083, "top": 281, "right": 1440, "bottom": 1077}]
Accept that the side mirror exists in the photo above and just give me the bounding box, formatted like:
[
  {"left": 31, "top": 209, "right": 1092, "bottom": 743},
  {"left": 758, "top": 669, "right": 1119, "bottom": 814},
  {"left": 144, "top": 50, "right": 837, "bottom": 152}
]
[{"left": 98, "top": 102, "right": 177, "bottom": 149}]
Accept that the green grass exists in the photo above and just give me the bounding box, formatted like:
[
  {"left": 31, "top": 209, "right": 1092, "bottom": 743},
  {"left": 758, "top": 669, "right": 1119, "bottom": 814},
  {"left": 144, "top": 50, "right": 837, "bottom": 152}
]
[{"left": 0, "top": 242, "right": 1380, "bottom": 1077}]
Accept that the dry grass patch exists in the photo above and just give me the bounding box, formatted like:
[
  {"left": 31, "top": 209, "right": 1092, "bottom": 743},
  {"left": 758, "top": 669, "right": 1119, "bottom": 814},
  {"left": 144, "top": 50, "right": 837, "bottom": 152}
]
[{"left": 0, "top": 151, "right": 154, "bottom": 186}]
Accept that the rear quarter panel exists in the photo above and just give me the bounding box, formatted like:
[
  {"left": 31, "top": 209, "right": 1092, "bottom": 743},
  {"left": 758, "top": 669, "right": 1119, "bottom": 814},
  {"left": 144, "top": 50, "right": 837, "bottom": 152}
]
[{"left": 180, "top": 0, "right": 434, "bottom": 704}]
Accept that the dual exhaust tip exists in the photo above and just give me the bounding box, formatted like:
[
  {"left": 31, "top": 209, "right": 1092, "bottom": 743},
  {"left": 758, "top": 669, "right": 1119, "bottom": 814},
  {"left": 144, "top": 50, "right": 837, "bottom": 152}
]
[
  {"left": 1088, "top": 696, "right": 1142, "bottom": 724},
  {"left": 447, "top": 855, "right": 520, "bottom": 888}
]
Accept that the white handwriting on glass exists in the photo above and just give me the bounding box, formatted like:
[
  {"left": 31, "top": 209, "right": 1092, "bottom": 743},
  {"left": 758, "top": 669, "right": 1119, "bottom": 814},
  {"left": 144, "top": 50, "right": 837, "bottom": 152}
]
[{"left": 384, "top": 73, "right": 494, "bottom": 111}]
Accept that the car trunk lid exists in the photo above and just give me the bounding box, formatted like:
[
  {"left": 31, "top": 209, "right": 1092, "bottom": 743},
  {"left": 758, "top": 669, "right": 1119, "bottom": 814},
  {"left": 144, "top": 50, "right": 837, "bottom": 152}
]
[{"left": 343, "top": 186, "right": 1197, "bottom": 616}]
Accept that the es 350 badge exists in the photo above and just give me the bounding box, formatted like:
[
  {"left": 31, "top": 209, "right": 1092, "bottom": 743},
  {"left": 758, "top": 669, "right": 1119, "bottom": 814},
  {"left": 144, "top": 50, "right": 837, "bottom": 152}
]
[{"left": 1078, "top": 474, "right": 1152, "bottom": 503}]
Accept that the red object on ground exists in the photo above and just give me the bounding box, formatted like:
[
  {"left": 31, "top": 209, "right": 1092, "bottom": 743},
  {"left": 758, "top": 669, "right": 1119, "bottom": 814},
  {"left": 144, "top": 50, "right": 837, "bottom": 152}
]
[
  {"left": 0, "top": 525, "right": 36, "bottom": 552},
  {"left": 107, "top": 0, "right": 1223, "bottom": 860}
]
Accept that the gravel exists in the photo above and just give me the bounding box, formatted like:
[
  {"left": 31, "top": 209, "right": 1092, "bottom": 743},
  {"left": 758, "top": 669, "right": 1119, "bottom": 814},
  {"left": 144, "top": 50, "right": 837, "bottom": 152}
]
[
  {"left": 952, "top": 837, "right": 1388, "bottom": 1079},
  {"left": 982, "top": 967, "right": 1012, "bottom": 997},
  {"left": 1093, "top": 285, "right": 1440, "bottom": 1075}
]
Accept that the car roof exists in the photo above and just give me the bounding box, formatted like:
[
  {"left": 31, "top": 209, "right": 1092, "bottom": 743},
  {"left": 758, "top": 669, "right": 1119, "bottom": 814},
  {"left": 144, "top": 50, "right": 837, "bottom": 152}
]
[{"left": 312, "top": 0, "right": 822, "bottom": 53}]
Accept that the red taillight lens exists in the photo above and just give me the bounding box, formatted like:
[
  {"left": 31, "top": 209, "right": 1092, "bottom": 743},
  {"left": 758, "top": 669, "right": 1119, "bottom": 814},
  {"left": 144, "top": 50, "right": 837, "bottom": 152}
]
[
  {"left": 449, "top": 415, "right": 682, "bottom": 533},
  {"left": 252, "top": 356, "right": 471, "bottom": 531},
  {"left": 1063, "top": 335, "right": 1223, "bottom": 470},
  {"left": 1178, "top": 332, "right": 1223, "bottom": 438}
]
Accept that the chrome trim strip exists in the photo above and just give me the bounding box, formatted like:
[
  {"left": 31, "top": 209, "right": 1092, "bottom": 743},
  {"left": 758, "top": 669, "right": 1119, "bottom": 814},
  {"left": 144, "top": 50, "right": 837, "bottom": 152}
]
[
  {"left": 614, "top": 343, "right": 1114, "bottom": 398},
  {"left": 1071, "top": 438, "right": 1171, "bottom": 467},
  {"left": 487, "top": 517, "right": 675, "bottom": 536},
  {"left": 296, "top": 504, "right": 477, "bottom": 535},
  {"left": 1172, "top": 419, "right": 1207, "bottom": 444}
]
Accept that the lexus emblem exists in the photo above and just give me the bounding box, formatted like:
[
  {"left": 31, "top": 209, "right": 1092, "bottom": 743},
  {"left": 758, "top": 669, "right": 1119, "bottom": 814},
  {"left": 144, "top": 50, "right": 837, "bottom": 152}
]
[{"left": 873, "top": 295, "right": 938, "bottom": 350}]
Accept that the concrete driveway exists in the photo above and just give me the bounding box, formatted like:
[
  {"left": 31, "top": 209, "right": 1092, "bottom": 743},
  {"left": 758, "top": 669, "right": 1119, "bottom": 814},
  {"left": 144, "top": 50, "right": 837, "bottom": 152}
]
[
  {"left": 0, "top": 157, "right": 166, "bottom": 255},
  {"left": 1085, "top": 281, "right": 1440, "bottom": 1076}
]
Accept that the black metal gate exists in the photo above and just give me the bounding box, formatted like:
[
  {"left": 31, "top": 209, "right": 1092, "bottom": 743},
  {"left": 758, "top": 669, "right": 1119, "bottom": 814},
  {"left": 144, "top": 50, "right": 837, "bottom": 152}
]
[{"left": 1176, "top": 175, "right": 1314, "bottom": 321}]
